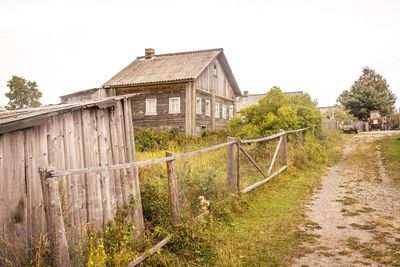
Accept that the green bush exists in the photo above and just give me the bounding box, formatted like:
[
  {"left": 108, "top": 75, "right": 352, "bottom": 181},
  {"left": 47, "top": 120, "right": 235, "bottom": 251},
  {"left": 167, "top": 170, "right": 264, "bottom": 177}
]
[{"left": 229, "top": 87, "right": 322, "bottom": 139}]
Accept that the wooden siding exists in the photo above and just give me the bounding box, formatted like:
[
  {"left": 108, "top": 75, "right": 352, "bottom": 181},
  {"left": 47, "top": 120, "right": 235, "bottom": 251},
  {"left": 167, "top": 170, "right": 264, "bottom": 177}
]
[
  {"left": 195, "top": 58, "right": 235, "bottom": 100},
  {"left": 195, "top": 90, "right": 234, "bottom": 131},
  {"left": 0, "top": 99, "right": 143, "bottom": 255},
  {"left": 60, "top": 88, "right": 109, "bottom": 104},
  {"left": 116, "top": 84, "right": 187, "bottom": 133}
]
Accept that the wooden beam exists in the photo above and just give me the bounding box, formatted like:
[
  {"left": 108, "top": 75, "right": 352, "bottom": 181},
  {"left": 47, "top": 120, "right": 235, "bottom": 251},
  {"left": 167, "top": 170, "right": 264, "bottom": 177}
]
[
  {"left": 241, "top": 131, "right": 284, "bottom": 144},
  {"left": 241, "top": 166, "right": 287, "bottom": 194},
  {"left": 239, "top": 146, "right": 267, "bottom": 178},
  {"left": 127, "top": 235, "right": 172, "bottom": 267},
  {"left": 166, "top": 152, "right": 180, "bottom": 225},
  {"left": 267, "top": 136, "right": 283, "bottom": 176},
  {"left": 40, "top": 168, "right": 71, "bottom": 267},
  {"left": 227, "top": 137, "right": 238, "bottom": 192}
]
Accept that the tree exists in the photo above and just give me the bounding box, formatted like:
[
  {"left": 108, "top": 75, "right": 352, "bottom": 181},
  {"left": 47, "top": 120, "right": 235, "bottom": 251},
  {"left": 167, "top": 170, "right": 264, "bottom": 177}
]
[
  {"left": 5, "top": 75, "right": 42, "bottom": 110},
  {"left": 229, "top": 87, "right": 322, "bottom": 138},
  {"left": 337, "top": 67, "right": 396, "bottom": 121}
]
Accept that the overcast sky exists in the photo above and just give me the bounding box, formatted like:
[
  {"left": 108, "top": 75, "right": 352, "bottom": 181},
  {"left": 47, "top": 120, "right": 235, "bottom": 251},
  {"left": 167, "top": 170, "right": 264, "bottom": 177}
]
[{"left": 0, "top": 0, "right": 399, "bottom": 108}]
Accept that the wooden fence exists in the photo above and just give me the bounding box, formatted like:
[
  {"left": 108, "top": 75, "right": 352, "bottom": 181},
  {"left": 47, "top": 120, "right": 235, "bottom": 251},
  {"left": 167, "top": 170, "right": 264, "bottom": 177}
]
[{"left": 40, "top": 127, "right": 309, "bottom": 266}]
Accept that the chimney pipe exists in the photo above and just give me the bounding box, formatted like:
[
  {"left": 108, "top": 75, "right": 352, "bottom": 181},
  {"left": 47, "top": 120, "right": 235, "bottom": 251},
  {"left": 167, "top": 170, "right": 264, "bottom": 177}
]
[
  {"left": 145, "top": 48, "right": 155, "bottom": 59},
  {"left": 243, "top": 91, "right": 249, "bottom": 97}
]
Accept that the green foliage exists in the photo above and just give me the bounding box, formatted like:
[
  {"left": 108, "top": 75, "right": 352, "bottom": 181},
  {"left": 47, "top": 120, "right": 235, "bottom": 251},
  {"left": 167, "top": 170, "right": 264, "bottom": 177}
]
[
  {"left": 82, "top": 211, "right": 140, "bottom": 267},
  {"left": 333, "top": 106, "right": 358, "bottom": 122},
  {"left": 134, "top": 127, "right": 228, "bottom": 152},
  {"left": 337, "top": 67, "right": 396, "bottom": 120},
  {"left": 5, "top": 75, "right": 42, "bottom": 110},
  {"left": 230, "top": 87, "right": 322, "bottom": 138}
]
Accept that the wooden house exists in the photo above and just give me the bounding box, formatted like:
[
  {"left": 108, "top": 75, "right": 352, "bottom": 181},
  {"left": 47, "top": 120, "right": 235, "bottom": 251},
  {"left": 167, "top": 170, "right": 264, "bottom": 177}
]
[{"left": 102, "top": 48, "right": 242, "bottom": 135}]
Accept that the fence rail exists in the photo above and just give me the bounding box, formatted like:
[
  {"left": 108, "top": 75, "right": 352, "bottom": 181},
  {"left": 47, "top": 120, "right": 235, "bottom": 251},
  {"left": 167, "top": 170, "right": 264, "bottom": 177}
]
[{"left": 39, "top": 127, "right": 311, "bottom": 266}]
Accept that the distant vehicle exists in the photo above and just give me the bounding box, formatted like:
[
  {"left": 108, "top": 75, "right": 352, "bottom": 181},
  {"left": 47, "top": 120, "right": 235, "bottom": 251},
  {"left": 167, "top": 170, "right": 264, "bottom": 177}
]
[
  {"left": 340, "top": 121, "right": 358, "bottom": 134},
  {"left": 368, "top": 110, "right": 388, "bottom": 130}
]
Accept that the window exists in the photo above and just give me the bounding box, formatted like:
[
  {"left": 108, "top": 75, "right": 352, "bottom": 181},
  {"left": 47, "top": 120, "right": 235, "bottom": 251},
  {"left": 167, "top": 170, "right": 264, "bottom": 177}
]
[
  {"left": 222, "top": 105, "right": 227, "bottom": 119},
  {"left": 213, "top": 63, "right": 217, "bottom": 76},
  {"left": 205, "top": 100, "right": 211, "bottom": 116},
  {"left": 196, "top": 97, "right": 202, "bottom": 114},
  {"left": 215, "top": 103, "right": 220, "bottom": 118},
  {"left": 169, "top": 97, "right": 180, "bottom": 114},
  {"left": 145, "top": 99, "right": 157, "bottom": 115},
  {"left": 229, "top": 105, "right": 234, "bottom": 118}
]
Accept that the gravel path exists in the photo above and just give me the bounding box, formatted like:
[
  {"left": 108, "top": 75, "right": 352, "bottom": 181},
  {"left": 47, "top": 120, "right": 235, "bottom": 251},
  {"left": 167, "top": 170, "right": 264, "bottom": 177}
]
[{"left": 292, "top": 131, "right": 400, "bottom": 267}]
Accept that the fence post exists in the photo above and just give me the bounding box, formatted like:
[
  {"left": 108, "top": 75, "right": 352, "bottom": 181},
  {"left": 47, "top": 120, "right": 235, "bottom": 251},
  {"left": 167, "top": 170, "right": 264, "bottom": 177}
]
[
  {"left": 279, "top": 130, "right": 287, "bottom": 167},
  {"left": 39, "top": 168, "right": 71, "bottom": 267},
  {"left": 227, "top": 137, "right": 238, "bottom": 192},
  {"left": 166, "top": 152, "right": 180, "bottom": 225}
]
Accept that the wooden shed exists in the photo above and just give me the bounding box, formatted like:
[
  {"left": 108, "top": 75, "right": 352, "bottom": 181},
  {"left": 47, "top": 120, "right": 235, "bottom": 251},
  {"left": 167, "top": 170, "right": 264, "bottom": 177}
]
[{"left": 0, "top": 94, "right": 143, "bottom": 254}]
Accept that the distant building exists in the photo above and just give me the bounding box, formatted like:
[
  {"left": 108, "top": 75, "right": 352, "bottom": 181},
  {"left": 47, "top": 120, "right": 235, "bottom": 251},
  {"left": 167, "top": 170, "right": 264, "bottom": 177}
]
[
  {"left": 236, "top": 91, "right": 303, "bottom": 113},
  {"left": 318, "top": 106, "right": 336, "bottom": 119}
]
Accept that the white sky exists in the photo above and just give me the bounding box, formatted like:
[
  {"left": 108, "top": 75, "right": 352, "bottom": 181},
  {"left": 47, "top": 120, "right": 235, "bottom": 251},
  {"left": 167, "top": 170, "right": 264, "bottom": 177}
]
[{"left": 0, "top": 0, "right": 399, "bottom": 108}]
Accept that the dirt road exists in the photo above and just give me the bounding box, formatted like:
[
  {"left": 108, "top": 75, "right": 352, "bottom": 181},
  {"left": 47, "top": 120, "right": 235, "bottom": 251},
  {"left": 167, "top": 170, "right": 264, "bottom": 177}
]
[{"left": 293, "top": 131, "right": 400, "bottom": 267}]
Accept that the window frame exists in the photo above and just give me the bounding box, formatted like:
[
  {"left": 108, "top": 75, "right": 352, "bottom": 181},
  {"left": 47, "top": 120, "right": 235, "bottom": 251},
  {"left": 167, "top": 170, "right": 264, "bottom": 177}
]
[
  {"left": 196, "top": 97, "right": 202, "bottom": 114},
  {"left": 213, "top": 63, "right": 218, "bottom": 77},
  {"left": 205, "top": 100, "right": 211, "bottom": 116},
  {"left": 222, "top": 105, "right": 227, "bottom": 119},
  {"left": 168, "top": 97, "right": 181, "bottom": 114},
  {"left": 215, "top": 103, "right": 220, "bottom": 118},
  {"left": 145, "top": 98, "right": 157, "bottom": 115},
  {"left": 229, "top": 105, "right": 234, "bottom": 118}
]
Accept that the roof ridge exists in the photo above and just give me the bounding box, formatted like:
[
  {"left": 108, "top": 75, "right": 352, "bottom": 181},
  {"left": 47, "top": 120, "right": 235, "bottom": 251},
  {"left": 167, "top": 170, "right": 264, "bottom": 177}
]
[{"left": 136, "top": 48, "right": 223, "bottom": 59}]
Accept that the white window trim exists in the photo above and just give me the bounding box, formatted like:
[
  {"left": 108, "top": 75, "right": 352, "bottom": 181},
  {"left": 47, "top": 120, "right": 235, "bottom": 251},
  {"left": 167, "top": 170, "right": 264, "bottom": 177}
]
[
  {"left": 196, "top": 97, "right": 202, "bottom": 114},
  {"left": 229, "top": 105, "right": 234, "bottom": 118},
  {"left": 222, "top": 105, "right": 227, "bottom": 119},
  {"left": 145, "top": 98, "right": 157, "bottom": 115},
  {"left": 169, "top": 97, "right": 181, "bottom": 114},
  {"left": 215, "top": 103, "right": 220, "bottom": 118},
  {"left": 205, "top": 100, "right": 211, "bottom": 116}
]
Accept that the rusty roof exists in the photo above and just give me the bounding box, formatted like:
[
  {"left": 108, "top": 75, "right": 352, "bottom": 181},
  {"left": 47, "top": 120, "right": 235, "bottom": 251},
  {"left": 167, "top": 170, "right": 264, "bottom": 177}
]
[{"left": 103, "top": 48, "right": 241, "bottom": 96}]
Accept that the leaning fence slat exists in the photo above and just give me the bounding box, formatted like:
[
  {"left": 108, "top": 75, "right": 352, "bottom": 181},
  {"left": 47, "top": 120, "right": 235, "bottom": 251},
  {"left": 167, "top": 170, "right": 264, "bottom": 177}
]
[
  {"left": 241, "top": 166, "right": 287, "bottom": 194},
  {"left": 239, "top": 146, "right": 267, "bottom": 178},
  {"left": 127, "top": 235, "right": 172, "bottom": 267},
  {"left": 50, "top": 140, "right": 237, "bottom": 177},
  {"left": 267, "top": 136, "right": 283, "bottom": 176}
]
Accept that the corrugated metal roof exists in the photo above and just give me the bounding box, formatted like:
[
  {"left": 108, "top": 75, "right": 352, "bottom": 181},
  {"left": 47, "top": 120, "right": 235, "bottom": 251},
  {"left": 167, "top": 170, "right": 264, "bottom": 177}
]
[{"left": 103, "top": 48, "right": 241, "bottom": 96}]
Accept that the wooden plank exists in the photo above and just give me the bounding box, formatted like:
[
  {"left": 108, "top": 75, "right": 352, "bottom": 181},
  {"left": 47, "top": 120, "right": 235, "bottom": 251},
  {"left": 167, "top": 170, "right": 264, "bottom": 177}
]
[
  {"left": 127, "top": 235, "right": 172, "bottom": 267},
  {"left": 267, "top": 136, "right": 283, "bottom": 176},
  {"left": 96, "top": 109, "right": 113, "bottom": 225},
  {"left": 241, "top": 166, "right": 287, "bottom": 194},
  {"left": 81, "top": 109, "right": 103, "bottom": 228},
  {"left": 227, "top": 137, "right": 238, "bottom": 192},
  {"left": 1, "top": 131, "right": 28, "bottom": 247},
  {"left": 109, "top": 105, "right": 124, "bottom": 210},
  {"left": 40, "top": 170, "right": 71, "bottom": 267},
  {"left": 115, "top": 101, "right": 129, "bottom": 209},
  {"left": 37, "top": 125, "right": 48, "bottom": 237},
  {"left": 241, "top": 131, "right": 285, "bottom": 144},
  {"left": 166, "top": 152, "right": 180, "bottom": 225},
  {"left": 123, "top": 99, "right": 144, "bottom": 234},
  {"left": 285, "top": 127, "right": 308, "bottom": 134},
  {"left": 63, "top": 112, "right": 82, "bottom": 230},
  {"left": 280, "top": 132, "right": 287, "bottom": 167},
  {"left": 90, "top": 110, "right": 104, "bottom": 228},
  {"left": 239, "top": 146, "right": 267, "bottom": 178},
  {"left": 72, "top": 110, "right": 87, "bottom": 224}
]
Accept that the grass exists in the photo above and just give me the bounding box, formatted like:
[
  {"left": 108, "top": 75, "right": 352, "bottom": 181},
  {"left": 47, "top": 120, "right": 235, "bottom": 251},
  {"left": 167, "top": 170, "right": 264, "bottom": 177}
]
[
  {"left": 141, "top": 132, "right": 345, "bottom": 266},
  {"left": 379, "top": 135, "right": 400, "bottom": 187}
]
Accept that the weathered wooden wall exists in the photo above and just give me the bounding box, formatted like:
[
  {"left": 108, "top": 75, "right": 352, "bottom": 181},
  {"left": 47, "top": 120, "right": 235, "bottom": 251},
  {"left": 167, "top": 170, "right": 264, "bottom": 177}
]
[
  {"left": 60, "top": 88, "right": 109, "bottom": 104},
  {"left": 0, "top": 98, "right": 143, "bottom": 252}
]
